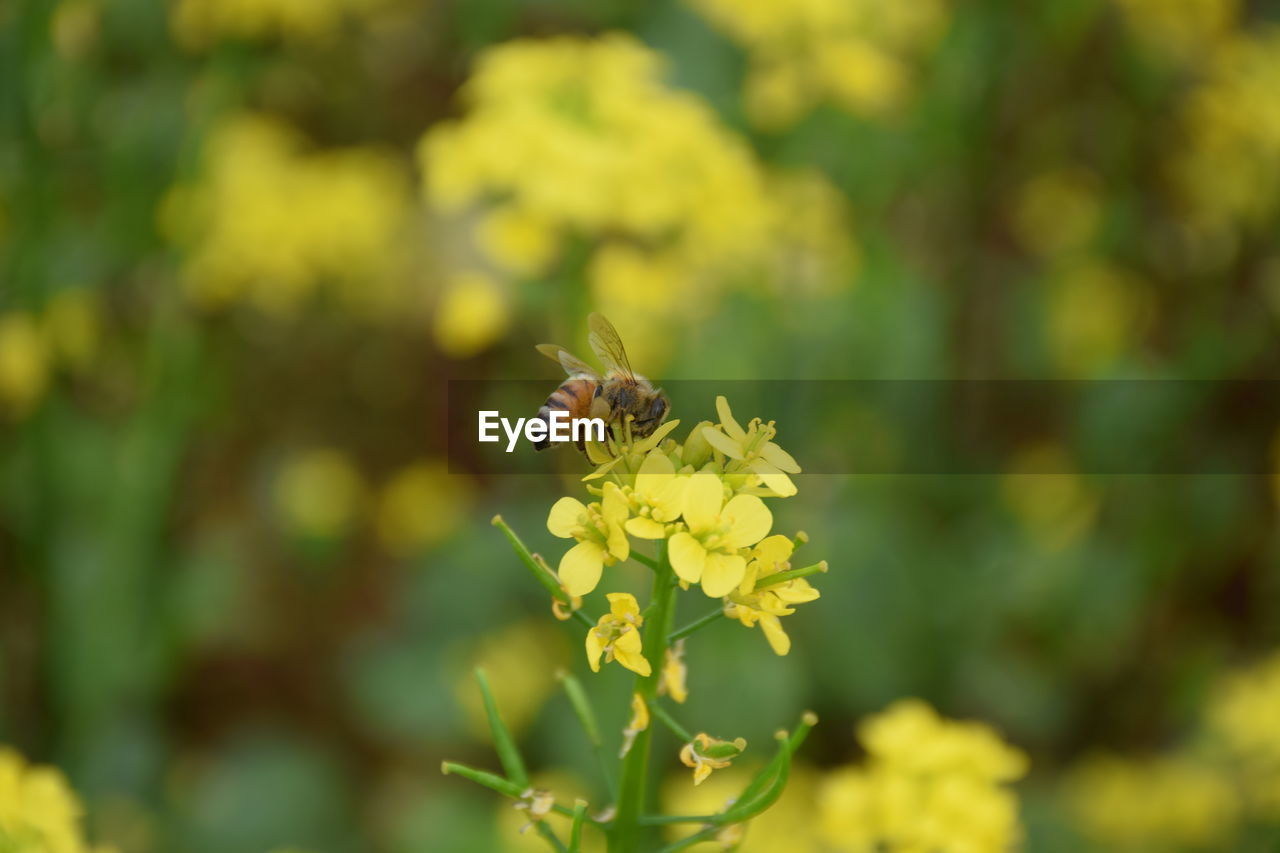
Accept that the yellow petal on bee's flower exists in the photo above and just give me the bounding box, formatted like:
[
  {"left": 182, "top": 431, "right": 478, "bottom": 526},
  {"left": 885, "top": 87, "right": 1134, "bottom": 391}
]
[
  {"left": 625, "top": 517, "right": 667, "bottom": 539},
  {"left": 723, "top": 494, "right": 772, "bottom": 548},
  {"left": 560, "top": 541, "right": 606, "bottom": 596},
  {"left": 701, "top": 552, "right": 747, "bottom": 598},
  {"left": 752, "top": 535, "right": 794, "bottom": 572},
  {"left": 607, "top": 592, "right": 641, "bottom": 619},
  {"left": 669, "top": 532, "right": 708, "bottom": 585},
  {"left": 681, "top": 474, "right": 724, "bottom": 531},
  {"left": 548, "top": 497, "right": 588, "bottom": 537},
  {"left": 607, "top": 521, "right": 630, "bottom": 562},
  {"left": 585, "top": 628, "right": 606, "bottom": 673},
  {"left": 601, "top": 482, "right": 629, "bottom": 523},
  {"left": 749, "top": 459, "right": 797, "bottom": 497},
  {"left": 715, "top": 396, "right": 747, "bottom": 442},
  {"left": 760, "top": 441, "right": 801, "bottom": 473},
  {"left": 702, "top": 425, "right": 745, "bottom": 460}
]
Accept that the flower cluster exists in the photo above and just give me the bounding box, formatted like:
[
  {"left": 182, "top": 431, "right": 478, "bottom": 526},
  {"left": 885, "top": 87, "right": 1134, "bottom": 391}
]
[
  {"left": 1205, "top": 649, "right": 1280, "bottom": 817},
  {"left": 418, "top": 35, "right": 856, "bottom": 367},
  {"left": 545, "top": 396, "right": 823, "bottom": 673},
  {"left": 162, "top": 114, "right": 411, "bottom": 317},
  {"left": 0, "top": 746, "right": 116, "bottom": 853},
  {"left": 686, "top": 0, "right": 949, "bottom": 128},
  {"left": 817, "top": 699, "right": 1029, "bottom": 851}
]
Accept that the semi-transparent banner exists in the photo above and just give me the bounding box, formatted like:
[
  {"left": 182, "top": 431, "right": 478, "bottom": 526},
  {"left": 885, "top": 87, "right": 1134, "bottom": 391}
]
[{"left": 444, "top": 380, "right": 1280, "bottom": 475}]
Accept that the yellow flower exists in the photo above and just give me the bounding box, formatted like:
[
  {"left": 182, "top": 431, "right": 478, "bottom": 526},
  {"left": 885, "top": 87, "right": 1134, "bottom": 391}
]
[
  {"left": 669, "top": 475, "right": 772, "bottom": 597},
  {"left": 724, "top": 535, "right": 821, "bottom": 655},
  {"left": 702, "top": 396, "right": 801, "bottom": 497},
  {"left": 622, "top": 450, "right": 687, "bottom": 539},
  {"left": 0, "top": 313, "right": 50, "bottom": 420},
  {"left": 585, "top": 593, "right": 651, "bottom": 676},
  {"left": 547, "top": 483, "right": 630, "bottom": 596},
  {"left": 679, "top": 733, "right": 747, "bottom": 786},
  {"left": 620, "top": 693, "right": 650, "bottom": 758},
  {"left": 1205, "top": 650, "right": 1280, "bottom": 816},
  {"left": 659, "top": 640, "right": 689, "bottom": 704},
  {"left": 0, "top": 746, "right": 114, "bottom": 853},
  {"left": 375, "top": 462, "right": 470, "bottom": 557},
  {"left": 273, "top": 448, "right": 365, "bottom": 539},
  {"left": 432, "top": 270, "right": 511, "bottom": 359}
]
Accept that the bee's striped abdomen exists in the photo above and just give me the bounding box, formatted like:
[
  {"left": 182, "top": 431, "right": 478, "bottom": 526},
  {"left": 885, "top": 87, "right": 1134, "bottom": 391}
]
[{"left": 534, "top": 378, "right": 600, "bottom": 450}]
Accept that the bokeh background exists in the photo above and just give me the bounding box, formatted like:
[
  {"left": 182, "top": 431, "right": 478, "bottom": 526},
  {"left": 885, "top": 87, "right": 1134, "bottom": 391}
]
[{"left": 3, "top": 0, "right": 1280, "bottom": 850}]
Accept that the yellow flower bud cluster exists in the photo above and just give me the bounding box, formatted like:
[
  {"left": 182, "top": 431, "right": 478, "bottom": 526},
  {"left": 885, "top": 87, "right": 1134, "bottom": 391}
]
[
  {"left": 546, "top": 396, "right": 822, "bottom": 676},
  {"left": 419, "top": 35, "right": 857, "bottom": 368},
  {"left": 0, "top": 746, "right": 117, "bottom": 853},
  {"left": 816, "top": 699, "right": 1029, "bottom": 852},
  {"left": 686, "top": 0, "right": 949, "bottom": 128},
  {"left": 163, "top": 115, "right": 411, "bottom": 318}
]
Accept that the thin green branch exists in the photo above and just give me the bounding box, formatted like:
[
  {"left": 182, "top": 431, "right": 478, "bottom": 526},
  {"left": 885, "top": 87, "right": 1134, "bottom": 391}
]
[
  {"left": 668, "top": 608, "right": 724, "bottom": 643},
  {"left": 630, "top": 551, "right": 658, "bottom": 570},
  {"left": 657, "top": 825, "right": 720, "bottom": 853},
  {"left": 475, "top": 667, "right": 528, "bottom": 787},
  {"left": 557, "top": 670, "right": 618, "bottom": 799},
  {"left": 568, "top": 800, "right": 588, "bottom": 852},
  {"left": 536, "top": 823, "right": 570, "bottom": 853},
  {"left": 752, "top": 561, "right": 828, "bottom": 589},
  {"left": 638, "top": 814, "right": 721, "bottom": 826},
  {"left": 492, "top": 515, "right": 596, "bottom": 629},
  {"left": 649, "top": 701, "right": 694, "bottom": 744},
  {"left": 441, "top": 761, "right": 605, "bottom": 825}
]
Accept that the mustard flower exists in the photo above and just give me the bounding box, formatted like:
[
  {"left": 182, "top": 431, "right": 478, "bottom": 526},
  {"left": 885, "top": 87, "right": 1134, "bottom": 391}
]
[
  {"left": 0, "top": 746, "right": 114, "bottom": 853},
  {"left": 622, "top": 450, "right": 687, "bottom": 539},
  {"left": 585, "top": 593, "right": 651, "bottom": 677},
  {"left": 513, "top": 787, "right": 556, "bottom": 833},
  {"left": 669, "top": 474, "right": 772, "bottom": 597},
  {"left": 547, "top": 482, "right": 630, "bottom": 596},
  {"left": 702, "top": 396, "right": 801, "bottom": 497},
  {"left": 724, "top": 535, "right": 821, "bottom": 655},
  {"left": 679, "top": 733, "right": 747, "bottom": 785}
]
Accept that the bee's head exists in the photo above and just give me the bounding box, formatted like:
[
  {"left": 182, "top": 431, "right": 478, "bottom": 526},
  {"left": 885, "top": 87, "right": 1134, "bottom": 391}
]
[{"left": 629, "top": 391, "right": 670, "bottom": 437}]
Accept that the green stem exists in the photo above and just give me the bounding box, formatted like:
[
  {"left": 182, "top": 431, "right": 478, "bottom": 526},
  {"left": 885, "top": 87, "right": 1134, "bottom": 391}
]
[
  {"left": 611, "top": 543, "right": 676, "bottom": 853},
  {"left": 656, "top": 825, "right": 720, "bottom": 853},
  {"left": 630, "top": 551, "right": 658, "bottom": 570},
  {"left": 753, "top": 561, "right": 828, "bottom": 589},
  {"left": 649, "top": 702, "right": 694, "bottom": 743},
  {"left": 667, "top": 608, "right": 724, "bottom": 643},
  {"left": 638, "top": 814, "right": 720, "bottom": 826}
]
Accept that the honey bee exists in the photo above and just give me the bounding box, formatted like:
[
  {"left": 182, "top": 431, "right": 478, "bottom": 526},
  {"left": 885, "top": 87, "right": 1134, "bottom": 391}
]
[{"left": 533, "top": 313, "right": 670, "bottom": 453}]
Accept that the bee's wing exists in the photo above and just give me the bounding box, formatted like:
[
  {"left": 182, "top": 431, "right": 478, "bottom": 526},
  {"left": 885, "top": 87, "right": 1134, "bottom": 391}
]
[
  {"left": 587, "top": 313, "right": 636, "bottom": 382},
  {"left": 535, "top": 343, "right": 600, "bottom": 379}
]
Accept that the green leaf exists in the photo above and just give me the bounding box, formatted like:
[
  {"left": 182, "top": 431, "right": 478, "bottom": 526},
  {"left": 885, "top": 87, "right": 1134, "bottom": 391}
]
[{"left": 475, "top": 667, "right": 529, "bottom": 787}]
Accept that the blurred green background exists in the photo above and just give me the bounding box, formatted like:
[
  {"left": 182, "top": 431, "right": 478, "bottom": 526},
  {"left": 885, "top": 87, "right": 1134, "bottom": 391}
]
[{"left": 2, "top": 0, "right": 1279, "bottom": 850}]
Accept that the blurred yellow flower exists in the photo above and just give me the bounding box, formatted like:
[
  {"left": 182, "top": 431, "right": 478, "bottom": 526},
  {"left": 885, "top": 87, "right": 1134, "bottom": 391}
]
[
  {"left": 1000, "top": 443, "right": 1100, "bottom": 552},
  {"left": 477, "top": 207, "right": 561, "bottom": 278},
  {"left": 660, "top": 763, "right": 821, "bottom": 850},
  {"left": 50, "top": 0, "right": 100, "bottom": 61},
  {"left": 679, "top": 733, "right": 747, "bottom": 786},
  {"left": 1046, "top": 261, "right": 1152, "bottom": 376},
  {"left": 375, "top": 462, "right": 470, "bottom": 557},
  {"left": 1064, "top": 754, "right": 1239, "bottom": 848},
  {"left": 1173, "top": 30, "right": 1280, "bottom": 240},
  {"left": 689, "top": 0, "right": 949, "bottom": 127},
  {"left": 431, "top": 270, "right": 511, "bottom": 359},
  {"left": 1205, "top": 650, "right": 1280, "bottom": 817},
  {"left": 548, "top": 483, "right": 631, "bottom": 597},
  {"left": 0, "top": 746, "right": 116, "bottom": 853},
  {"left": 724, "top": 534, "right": 821, "bottom": 655},
  {"left": 172, "top": 0, "right": 389, "bottom": 48},
  {"left": 818, "top": 699, "right": 1028, "bottom": 852},
  {"left": 164, "top": 114, "right": 410, "bottom": 316},
  {"left": 42, "top": 290, "right": 100, "bottom": 372},
  {"left": 458, "top": 621, "right": 567, "bottom": 739},
  {"left": 1011, "top": 167, "right": 1102, "bottom": 258},
  {"left": 273, "top": 448, "right": 365, "bottom": 540},
  {"left": 669, "top": 474, "right": 773, "bottom": 597},
  {"left": 585, "top": 593, "right": 650, "bottom": 677},
  {"left": 0, "top": 313, "right": 51, "bottom": 420},
  {"left": 1113, "top": 0, "right": 1239, "bottom": 63},
  {"left": 659, "top": 641, "right": 688, "bottom": 704}
]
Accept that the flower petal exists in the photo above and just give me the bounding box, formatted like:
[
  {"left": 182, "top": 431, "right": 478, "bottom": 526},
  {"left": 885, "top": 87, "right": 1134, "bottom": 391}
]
[
  {"left": 715, "top": 396, "right": 747, "bottom": 442},
  {"left": 607, "top": 592, "right": 640, "bottom": 618},
  {"left": 560, "top": 541, "right": 605, "bottom": 596},
  {"left": 625, "top": 517, "right": 667, "bottom": 539},
  {"left": 547, "top": 497, "right": 587, "bottom": 537},
  {"left": 723, "top": 494, "right": 772, "bottom": 548},
  {"left": 668, "top": 532, "right": 707, "bottom": 584},
  {"left": 759, "top": 615, "right": 791, "bottom": 655},
  {"left": 602, "top": 481, "right": 629, "bottom": 522},
  {"left": 585, "top": 629, "right": 605, "bottom": 672},
  {"left": 701, "top": 553, "right": 746, "bottom": 598},
  {"left": 702, "top": 426, "right": 745, "bottom": 460},
  {"left": 752, "top": 534, "right": 794, "bottom": 572},
  {"left": 748, "top": 459, "right": 796, "bottom": 497},
  {"left": 760, "top": 441, "right": 801, "bottom": 473},
  {"left": 682, "top": 474, "right": 723, "bottom": 531}
]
